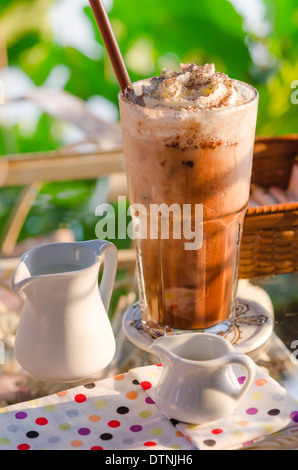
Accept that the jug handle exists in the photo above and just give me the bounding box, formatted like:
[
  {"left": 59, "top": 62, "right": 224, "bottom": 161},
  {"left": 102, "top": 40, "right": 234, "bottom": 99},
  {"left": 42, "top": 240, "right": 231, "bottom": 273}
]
[
  {"left": 220, "top": 352, "right": 255, "bottom": 401},
  {"left": 85, "top": 240, "right": 118, "bottom": 313}
]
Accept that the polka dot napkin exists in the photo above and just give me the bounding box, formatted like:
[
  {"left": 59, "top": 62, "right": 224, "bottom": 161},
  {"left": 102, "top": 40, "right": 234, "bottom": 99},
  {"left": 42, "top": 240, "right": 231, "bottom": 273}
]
[
  {"left": 131, "top": 363, "right": 298, "bottom": 450},
  {"left": 0, "top": 362, "right": 297, "bottom": 450},
  {"left": 0, "top": 370, "right": 195, "bottom": 451}
]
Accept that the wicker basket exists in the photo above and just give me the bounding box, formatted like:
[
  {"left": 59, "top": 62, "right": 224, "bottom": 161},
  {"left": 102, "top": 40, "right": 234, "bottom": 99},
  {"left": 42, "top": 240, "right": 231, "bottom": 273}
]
[{"left": 240, "top": 135, "right": 298, "bottom": 279}]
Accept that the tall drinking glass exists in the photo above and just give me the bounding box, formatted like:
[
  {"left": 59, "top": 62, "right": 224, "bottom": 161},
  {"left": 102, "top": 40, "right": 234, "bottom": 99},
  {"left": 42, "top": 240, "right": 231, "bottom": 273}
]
[{"left": 119, "top": 79, "right": 258, "bottom": 336}]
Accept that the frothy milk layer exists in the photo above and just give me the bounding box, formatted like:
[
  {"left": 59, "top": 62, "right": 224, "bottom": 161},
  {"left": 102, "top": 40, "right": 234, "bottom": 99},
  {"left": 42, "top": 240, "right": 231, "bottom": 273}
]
[
  {"left": 119, "top": 73, "right": 258, "bottom": 217},
  {"left": 138, "top": 63, "right": 248, "bottom": 110},
  {"left": 122, "top": 65, "right": 257, "bottom": 148}
]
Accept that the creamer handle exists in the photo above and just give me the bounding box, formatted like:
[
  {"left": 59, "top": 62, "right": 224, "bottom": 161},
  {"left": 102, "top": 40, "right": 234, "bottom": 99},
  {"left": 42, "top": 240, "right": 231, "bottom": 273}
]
[
  {"left": 85, "top": 240, "right": 118, "bottom": 313},
  {"left": 221, "top": 352, "right": 255, "bottom": 401}
]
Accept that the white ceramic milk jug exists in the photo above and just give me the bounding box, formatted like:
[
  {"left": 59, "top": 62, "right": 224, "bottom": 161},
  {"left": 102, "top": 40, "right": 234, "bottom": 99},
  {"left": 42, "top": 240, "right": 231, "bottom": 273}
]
[
  {"left": 150, "top": 333, "right": 255, "bottom": 424},
  {"left": 11, "top": 240, "right": 118, "bottom": 383}
]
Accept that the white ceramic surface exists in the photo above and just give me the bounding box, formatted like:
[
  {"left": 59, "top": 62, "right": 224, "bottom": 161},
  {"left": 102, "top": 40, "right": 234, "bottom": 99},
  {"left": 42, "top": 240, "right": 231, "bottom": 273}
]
[
  {"left": 150, "top": 333, "right": 255, "bottom": 424},
  {"left": 11, "top": 240, "right": 118, "bottom": 383}
]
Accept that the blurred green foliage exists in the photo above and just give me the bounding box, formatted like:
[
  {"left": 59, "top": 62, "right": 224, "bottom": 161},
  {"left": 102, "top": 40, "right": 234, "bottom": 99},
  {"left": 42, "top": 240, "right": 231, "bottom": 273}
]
[{"left": 0, "top": 0, "right": 297, "bottom": 245}]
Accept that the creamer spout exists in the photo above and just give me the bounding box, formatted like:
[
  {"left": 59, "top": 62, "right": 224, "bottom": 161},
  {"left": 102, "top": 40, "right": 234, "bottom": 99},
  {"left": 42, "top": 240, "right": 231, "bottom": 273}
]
[
  {"left": 11, "top": 261, "right": 33, "bottom": 294},
  {"left": 149, "top": 339, "right": 174, "bottom": 365}
]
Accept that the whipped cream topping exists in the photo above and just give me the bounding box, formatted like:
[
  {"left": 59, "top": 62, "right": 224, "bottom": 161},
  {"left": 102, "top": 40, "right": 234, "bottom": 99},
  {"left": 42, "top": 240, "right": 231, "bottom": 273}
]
[{"left": 139, "top": 63, "right": 248, "bottom": 110}]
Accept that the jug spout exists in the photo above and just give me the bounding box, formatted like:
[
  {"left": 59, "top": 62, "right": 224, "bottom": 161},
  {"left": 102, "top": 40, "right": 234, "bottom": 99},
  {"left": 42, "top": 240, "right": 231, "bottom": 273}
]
[
  {"left": 11, "top": 261, "right": 33, "bottom": 294},
  {"left": 149, "top": 338, "right": 176, "bottom": 364}
]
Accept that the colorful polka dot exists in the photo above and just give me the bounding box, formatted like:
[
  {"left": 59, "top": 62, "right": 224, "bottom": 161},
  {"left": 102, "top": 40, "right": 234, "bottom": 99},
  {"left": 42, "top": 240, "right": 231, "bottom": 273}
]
[
  {"left": 44, "top": 405, "right": 56, "bottom": 412},
  {"left": 89, "top": 415, "right": 101, "bottom": 422},
  {"left": 203, "top": 439, "right": 216, "bottom": 447},
  {"left": 140, "top": 381, "right": 152, "bottom": 391},
  {"left": 117, "top": 406, "right": 129, "bottom": 415},
  {"left": 17, "top": 443, "right": 30, "bottom": 450},
  {"left": 94, "top": 400, "right": 107, "bottom": 409},
  {"left": 78, "top": 427, "right": 91, "bottom": 436},
  {"left": 100, "top": 433, "right": 113, "bottom": 441},
  {"left": 56, "top": 390, "right": 68, "bottom": 397},
  {"left": 126, "top": 391, "right": 138, "bottom": 400},
  {"left": 0, "top": 438, "right": 10, "bottom": 445},
  {"left": 211, "top": 428, "right": 223, "bottom": 435},
  {"left": 290, "top": 411, "right": 298, "bottom": 423},
  {"left": 114, "top": 374, "right": 125, "bottom": 381},
  {"left": 66, "top": 409, "right": 79, "bottom": 418},
  {"left": 237, "top": 421, "right": 250, "bottom": 427},
  {"left": 147, "top": 370, "right": 159, "bottom": 378},
  {"left": 84, "top": 383, "right": 95, "bottom": 389},
  {"left": 71, "top": 439, "right": 83, "bottom": 447},
  {"left": 255, "top": 378, "right": 267, "bottom": 387},
  {"left": 26, "top": 431, "right": 39, "bottom": 439},
  {"left": 7, "top": 425, "right": 19, "bottom": 433},
  {"left": 35, "top": 417, "right": 48, "bottom": 426},
  {"left": 122, "top": 437, "right": 134, "bottom": 445},
  {"left": 108, "top": 420, "right": 121, "bottom": 428},
  {"left": 145, "top": 397, "right": 154, "bottom": 405},
  {"left": 144, "top": 441, "right": 156, "bottom": 447},
  {"left": 15, "top": 412, "right": 27, "bottom": 420},
  {"left": 251, "top": 392, "right": 263, "bottom": 401},
  {"left": 139, "top": 410, "right": 152, "bottom": 419},
  {"left": 59, "top": 422, "right": 71, "bottom": 431},
  {"left": 130, "top": 425, "right": 143, "bottom": 432},
  {"left": 246, "top": 407, "right": 258, "bottom": 415},
  {"left": 238, "top": 376, "right": 246, "bottom": 385},
  {"left": 74, "top": 394, "right": 87, "bottom": 403},
  {"left": 243, "top": 440, "right": 255, "bottom": 448},
  {"left": 151, "top": 428, "right": 164, "bottom": 436},
  {"left": 27, "top": 399, "right": 39, "bottom": 407},
  {"left": 261, "top": 423, "right": 274, "bottom": 433},
  {"left": 91, "top": 446, "right": 104, "bottom": 450},
  {"left": 268, "top": 409, "right": 280, "bottom": 416},
  {"left": 272, "top": 393, "right": 284, "bottom": 402}
]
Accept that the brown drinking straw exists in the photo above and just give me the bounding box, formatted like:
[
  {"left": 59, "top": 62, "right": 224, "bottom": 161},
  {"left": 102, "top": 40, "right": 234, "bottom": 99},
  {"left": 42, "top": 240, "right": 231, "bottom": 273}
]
[{"left": 88, "top": 0, "right": 132, "bottom": 93}]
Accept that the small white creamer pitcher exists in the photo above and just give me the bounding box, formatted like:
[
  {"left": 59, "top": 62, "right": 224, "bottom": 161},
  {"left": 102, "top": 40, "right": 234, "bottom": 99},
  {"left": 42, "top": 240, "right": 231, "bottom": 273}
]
[
  {"left": 11, "top": 239, "right": 118, "bottom": 383},
  {"left": 150, "top": 333, "right": 255, "bottom": 424}
]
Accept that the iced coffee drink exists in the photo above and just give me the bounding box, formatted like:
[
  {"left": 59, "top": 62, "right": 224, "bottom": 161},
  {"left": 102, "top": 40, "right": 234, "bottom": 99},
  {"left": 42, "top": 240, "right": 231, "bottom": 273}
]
[{"left": 119, "top": 63, "right": 258, "bottom": 334}]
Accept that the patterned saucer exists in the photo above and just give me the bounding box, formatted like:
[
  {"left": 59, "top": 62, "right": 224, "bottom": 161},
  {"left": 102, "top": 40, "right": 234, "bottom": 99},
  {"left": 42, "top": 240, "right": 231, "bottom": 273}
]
[{"left": 122, "top": 297, "right": 274, "bottom": 357}]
